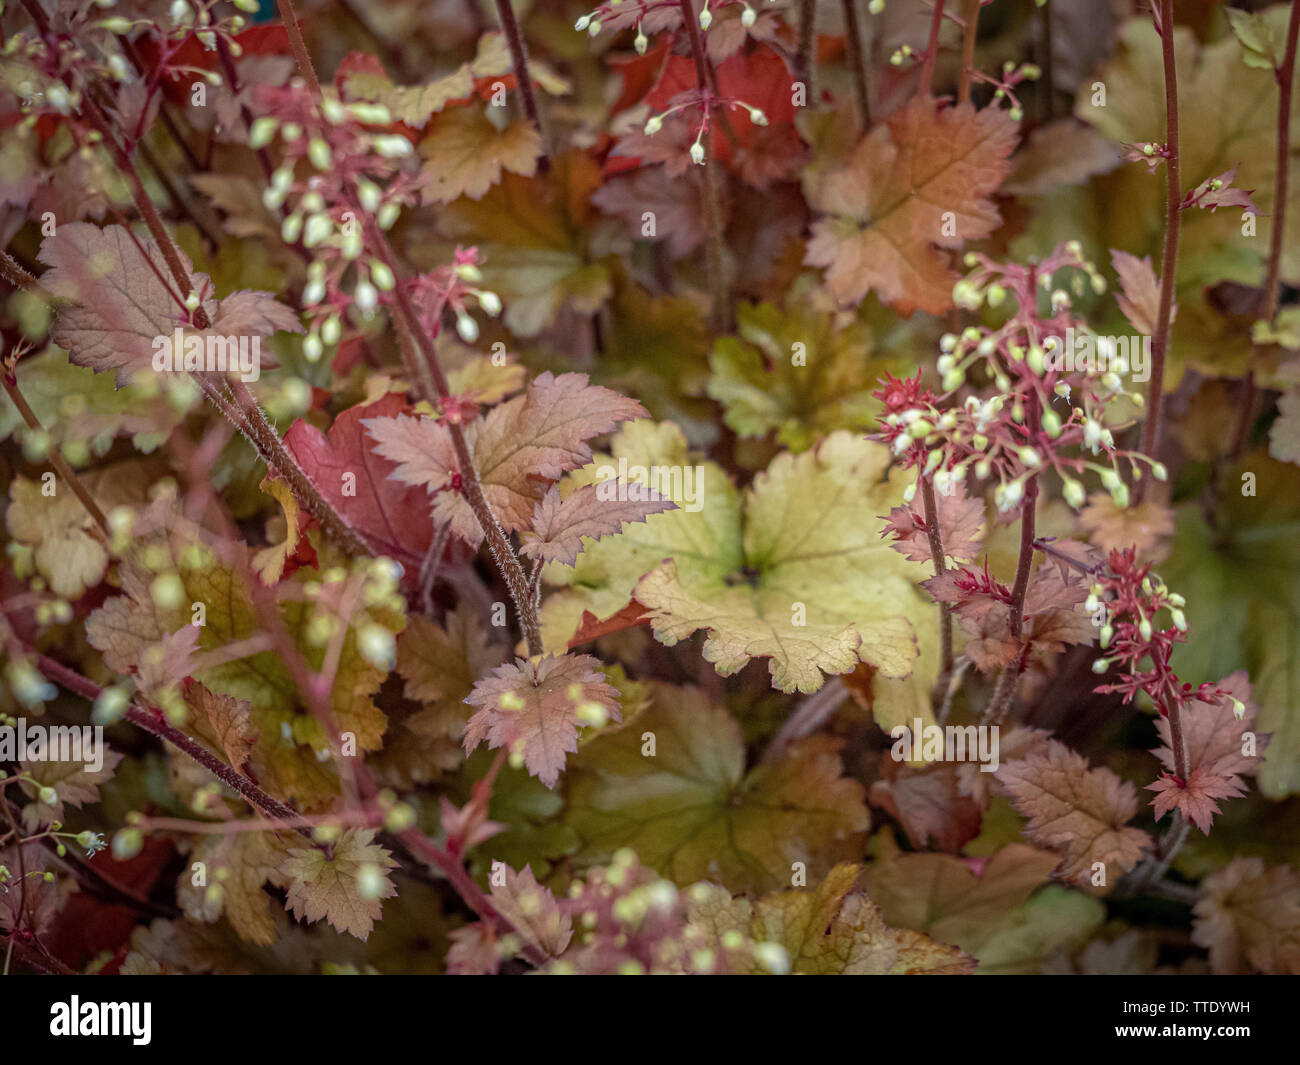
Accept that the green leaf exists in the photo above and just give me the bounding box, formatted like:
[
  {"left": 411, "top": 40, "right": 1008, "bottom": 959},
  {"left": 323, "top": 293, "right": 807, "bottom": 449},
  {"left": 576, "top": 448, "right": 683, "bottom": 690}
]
[
  {"left": 743, "top": 864, "right": 975, "bottom": 974},
  {"left": 281, "top": 828, "right": 397, "bottom": 941},
  {"left": 1160, "top": 453, "right": 1300, "bottom": 798},
  {"left": 634, "top": 430, "right": 931, "bottom": 692},
  {"left": 707, "top": 301, "right": 901, "bottom": 451},
  {"left": 1225, "top": 7, "right": 1293, "bottom": 71},
  {"left": 565, "top": 685, "right": 869, "bottom": 894},
  {"left": 862, "top": 838, "right": 1104, "bottom": 973}
]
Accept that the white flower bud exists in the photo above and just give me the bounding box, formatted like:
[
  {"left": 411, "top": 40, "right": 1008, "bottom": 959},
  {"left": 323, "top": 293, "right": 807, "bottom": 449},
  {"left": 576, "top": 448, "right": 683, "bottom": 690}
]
[
  {"left": 354, "top": 280, "right": 378, "bottom": 312},
  {"left": 249, "top": 116, "right": 278, "bottom": 149}
]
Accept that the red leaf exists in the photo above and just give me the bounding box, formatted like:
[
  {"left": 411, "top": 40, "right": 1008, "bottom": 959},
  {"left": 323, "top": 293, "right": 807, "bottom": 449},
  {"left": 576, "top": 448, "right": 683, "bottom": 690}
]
[{"left": 282, "top": 393, "right": 441, "bottom": 573}]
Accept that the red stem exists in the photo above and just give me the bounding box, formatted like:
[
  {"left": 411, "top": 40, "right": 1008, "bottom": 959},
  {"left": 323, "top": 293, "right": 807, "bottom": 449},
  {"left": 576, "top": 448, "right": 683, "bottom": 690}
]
[
  {"left": 919, "top": 0, "right": 947, "bottom": 97},
  {"left": 1138, "top": 0, "right": 1181, "bottom": 478},
  {"left": 493, "top": 0, "right": 550, "bottom": 170},
  {"left": 1231, "top": 0, "right": 1300, "bottom": 458}
]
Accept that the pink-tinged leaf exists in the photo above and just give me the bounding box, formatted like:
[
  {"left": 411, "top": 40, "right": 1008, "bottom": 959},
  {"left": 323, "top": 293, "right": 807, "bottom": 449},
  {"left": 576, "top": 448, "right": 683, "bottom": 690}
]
[
  {"left": 209, "top": 289, "right": 304, "bottom": 339},
  {"left": 135, "top": 625, "right": 200, "bottom": 697},
  {"left": 881, "top": 485, "right": 984, "bottom": 565},
  {"left": 358, "top": 412, "right": 458, "bottom": 495},
  {"left": 486, "top": 864, "right": 573, "bottom": 957},
  {"left": 1180, "top": 167, "right": 1258, "bottom": 214},
  {"left": 280, "top": 827, "right": 397, "bottom": 941},
  {"left": 283, "top": 393, "right": 440, "bottom": 571},
  {"left": 567, "top": 601, "right": 652, "bottom": 648},
  {"left": 520, "top": 482, "right": 677, "bottom": 566},
  {"left": 805, "top": 99, "right": 1018, "bottom": 315},
  {"left": 1192, "top": 858, "right": 1300, "bottom": 975},
  {"left": 1110, "top": 249, "right": 1172, "bottom": 337},
  {"left": 1148, "top": 769, "right": 1243, "bottom": 836},
  {"left": 995, "top": 739, "right": 1150, "bottom": 883},
  {"left": 1148, "top": 672, "right": 1269, "bottom": 834},
  {"left": 37, "top": 222, "right": 299, "bottom": 386},
  {"left": 869, "top": 760, "right": 982, "bottom": 853},
  {"left": 463, "top": 653, "right": 621, "bottom": 788},
  {"left": 38, "top": 222, "right": 213, "bottom": 385},
  {"left": 366, "top": 372, "right": 646, "bottom": 546}
]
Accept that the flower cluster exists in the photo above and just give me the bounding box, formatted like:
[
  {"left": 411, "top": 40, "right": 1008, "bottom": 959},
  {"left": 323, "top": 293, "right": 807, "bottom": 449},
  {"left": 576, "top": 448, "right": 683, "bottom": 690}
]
[
  {"left": 247, "top": 82, "right": 422, "bottom": 358},
  {"left": 546, "top": 850, "right": 786, "bottom": 975},
  {"left": 4, "top": 0, "right": 260, "bottom": 134},
  {"left": 574, "top": 0, "right": 760, "bottom": 54},
  {"left": 875, "top": 243, "right": 1165, "bottom": 517},
  {"left": 1089, "top": 547, "right": 1243, "bottom": 720},
  {"left": 574, "top": 0, "right": 768, "bottom": 165}
]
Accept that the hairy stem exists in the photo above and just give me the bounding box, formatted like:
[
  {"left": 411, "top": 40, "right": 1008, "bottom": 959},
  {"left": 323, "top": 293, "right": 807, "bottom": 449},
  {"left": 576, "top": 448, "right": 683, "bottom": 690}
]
[
  {"left": 35, "top": 653, "right": 302, "bottom": 824},
  {"left": 678, "top": 0, "right": 731, "bottom": 332},
  {"left": 918, "top": 0, "right": 947, "bottom": 98},
  {"left": 919, "top": 474, "right": 954, "bottom": 706},
  {"left": 1138, "top": 0, "right": 1181, "bottom": 482},
  {"left": 1166, "top": 693, "right": 1190, "bottom": 788},
  {"left": 794, "top": 0, "right": 817, "bottom": 96},
  {"left": 986, "top": 466, "right": 1038, "bottom": 725},
  {"left": 493, "top": 0, "right": 550, "bottom": 169},
  {"left": 1230, "top": 0, "right": 1300, "bottom": 459},
  {"left": 275, "top": 0, "right": 322, "bottom": 96},
  {"left": 842, "top": 0, "right": 871, "bottom": 128},
  {"left": 958, "top": 0, "right": 980, "bottom": 105},
  {"left": 2, "top": 372, "right": 110, "bottom": 534},
  {"left": 364, "top": 221, "right": 543, "bottom": 654}
]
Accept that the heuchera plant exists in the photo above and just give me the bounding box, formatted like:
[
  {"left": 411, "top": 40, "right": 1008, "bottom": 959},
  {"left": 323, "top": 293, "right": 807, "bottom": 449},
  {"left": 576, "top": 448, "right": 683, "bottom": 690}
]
[{"left": 0, "top": 0, "right": 1296, "bottom": 979}]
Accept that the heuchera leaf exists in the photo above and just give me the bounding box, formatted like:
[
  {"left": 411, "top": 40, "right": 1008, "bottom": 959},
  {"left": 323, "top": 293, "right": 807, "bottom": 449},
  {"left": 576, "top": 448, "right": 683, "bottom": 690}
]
[
  {"left": 862, "top": 838, "right": 1105, "bottom": 973},
  {"left": 1192, "top": 857, "right": 1300, "bottom": 974},
  {"left": 1148, "top": 672, "right": 1268, "bottom": 834},
  {"left": 340, "top": 33, "right": 570, "bottom": 128},
  {"left": 634, "top": 431, "right": 931, "bottom": 692},
  {"left": 464, "top": 652, "right": 621, "bottom": 788},
  {"left": 1110, "top": 249, "right": 1170, "bottom": 336},
  {"left": 437, "top": 152, "right": 613, "bottom": 336},
  {"left": 86, "top": 509, "right": 404, "bottom": 809},
  {"left": 995, "top": 739, "right": 1151, "bottom": 885},
  {"left": 7, "top": 475, "right": 108, "bottom": 598},
  {"left": 485, "top": 864, "right": 573, "bottom": 959},
  {"left": 869, "top": 761, "right": 983, "bottom": 854},
  {"left": 882, "top": 482, "right": 985, "bottom": 564},
  {"left": 743, "top": 864, "right": 975, "bottom": 975},
  {"left": 566, "top": 685, "right": 869, "bottom": 893},
  {"left": 805, "top": 98, "right": 1018, "bottom": 314},
  {"left": 281, "top": 828, "right": 397, "bottom": 941},
  {"left": 38, "top": 222, "right": 300, "bottom": 385},
  {"left": 707, "top": 300, "right": 908, "bottom": 451},
  {"left": 180, "top": 677, "right": 259, "bottom": 774},
  {"left": 520, "top": 482, "right": 676, "bottom": 567},
  {"left": 18, "top": 749, "right": 124, "bottom": 832},
  {"left": 283, "top": 392, "right": 439, "bottom": 571},
  {"left": 178, "top": 833, "right": 289, "bottom": 946},
  {"left": 365, "top": 371, "right": 646, "bottom": 546},
  {"left": 418, "top": 109, "right": 542, "bottom": 203}
]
